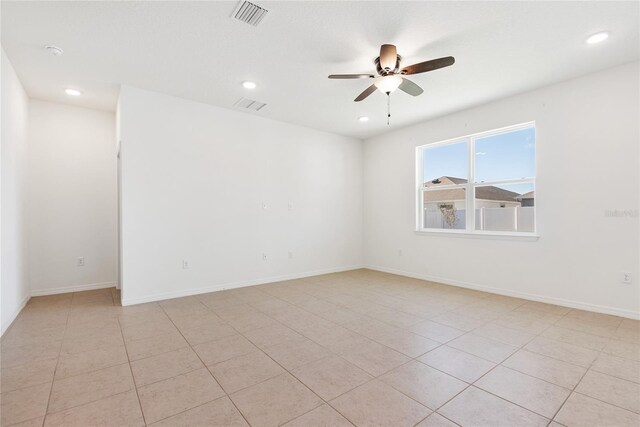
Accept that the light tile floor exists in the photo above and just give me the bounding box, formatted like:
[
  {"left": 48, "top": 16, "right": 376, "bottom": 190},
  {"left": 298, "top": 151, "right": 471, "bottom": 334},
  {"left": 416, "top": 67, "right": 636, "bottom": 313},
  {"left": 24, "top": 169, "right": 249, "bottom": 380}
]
[{"left": 1, "top": 269, "right": 639, "bottom": 427}]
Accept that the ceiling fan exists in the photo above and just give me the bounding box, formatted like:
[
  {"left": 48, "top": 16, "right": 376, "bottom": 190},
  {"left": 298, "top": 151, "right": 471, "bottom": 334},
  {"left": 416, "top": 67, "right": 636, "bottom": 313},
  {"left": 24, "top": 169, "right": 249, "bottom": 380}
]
[{"left": 328, "top": 44, "right": 455, "bottom": 123}]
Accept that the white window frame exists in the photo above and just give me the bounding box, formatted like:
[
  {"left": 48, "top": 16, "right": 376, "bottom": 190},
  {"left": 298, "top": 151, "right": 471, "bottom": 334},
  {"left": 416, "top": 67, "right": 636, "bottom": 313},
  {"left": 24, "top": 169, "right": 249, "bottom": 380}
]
[{"left": 415, "top": 121, "right": 538, "bottom": 240}]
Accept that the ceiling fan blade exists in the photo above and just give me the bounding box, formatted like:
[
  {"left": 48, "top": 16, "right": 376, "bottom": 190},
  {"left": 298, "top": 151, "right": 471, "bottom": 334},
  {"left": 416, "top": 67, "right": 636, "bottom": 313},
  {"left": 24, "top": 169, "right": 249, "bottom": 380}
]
[
  {"left": 328, "top": 74, "right": 374, "bottom": 79},
  {"left": 354, "top": 84, "right": 377, "bottom": 102},
  {"left": 402, "top": 56, "right": 455, "bottom": 75},
  {"left": 379, "top": 44, "right": 397, "bottom": 70},
  {"left": 399, "top": 78, "right": 424, "bottom": 96}
]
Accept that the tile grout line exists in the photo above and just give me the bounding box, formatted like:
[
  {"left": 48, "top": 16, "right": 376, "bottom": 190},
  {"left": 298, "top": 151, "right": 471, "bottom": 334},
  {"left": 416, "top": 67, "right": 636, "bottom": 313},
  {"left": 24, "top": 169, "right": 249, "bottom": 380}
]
[
  {"left": 215, "top": 290, "right": 428, "bottom": 426},
  {"left": 259, "top": 288, "right": 450, "bottom": 424},
  {"left": 3, "top": 293, "right": 131, "bottom": 423},
  {"left": 154, "top": 301, "right": 253, "bottom": 427},
  {"left": 547, "top": 320, "right": 639, "bottom": 423},
  {"left": 465, "top": 306, "right": 575, "bottom": 423},
  {"left": 416, "top": 307, "right": 572, "bottom": 424},
  {"left": 116, "top": 313, "right": 149, "bottom": 426},
  {"left": 39, "top": 291, "right": 74, "bottom": 427},
  {"left": 42, "top": 388, "right": 134, "bottom": 420}
]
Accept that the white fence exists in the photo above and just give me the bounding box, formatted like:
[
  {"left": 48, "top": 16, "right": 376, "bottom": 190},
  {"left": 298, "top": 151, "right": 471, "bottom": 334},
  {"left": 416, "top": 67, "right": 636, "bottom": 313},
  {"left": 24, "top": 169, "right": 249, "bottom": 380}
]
[{"left": 424, "top": 206, "right": 535, "bottom": 232}]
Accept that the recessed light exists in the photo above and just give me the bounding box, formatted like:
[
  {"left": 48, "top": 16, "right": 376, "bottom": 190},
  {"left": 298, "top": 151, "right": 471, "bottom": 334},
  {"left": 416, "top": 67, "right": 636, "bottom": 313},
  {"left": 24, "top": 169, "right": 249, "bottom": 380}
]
[
  {"left": 358, "top": 116, "right": 369, "bottom": 122},
  {"left": 242, "top": 81, "right": 257, "bottom": 89},
  {"left": 586, "top": 31, "right": 609, "bottom": 44},
  {"left": 64, "top": 88, "right": 82, "bottom": 96},
  {"left": 45, "top": 45, "right": 64, "bottom": 56}
]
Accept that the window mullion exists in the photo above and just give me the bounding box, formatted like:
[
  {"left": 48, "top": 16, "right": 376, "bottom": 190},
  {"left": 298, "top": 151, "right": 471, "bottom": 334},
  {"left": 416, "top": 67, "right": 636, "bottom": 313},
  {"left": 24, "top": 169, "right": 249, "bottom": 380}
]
[
  {"left": 416, "top": 146, "right": 424, "bottom": 230},
  {"left": 466, "top": 137, "right": 475, "bottom": 231}
]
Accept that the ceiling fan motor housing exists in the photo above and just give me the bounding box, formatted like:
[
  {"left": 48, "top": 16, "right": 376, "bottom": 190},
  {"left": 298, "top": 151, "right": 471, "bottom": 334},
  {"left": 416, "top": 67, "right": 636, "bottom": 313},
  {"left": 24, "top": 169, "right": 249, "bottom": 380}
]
[{"left": 375, "top": 55, "right": 401, "bottom": 76}]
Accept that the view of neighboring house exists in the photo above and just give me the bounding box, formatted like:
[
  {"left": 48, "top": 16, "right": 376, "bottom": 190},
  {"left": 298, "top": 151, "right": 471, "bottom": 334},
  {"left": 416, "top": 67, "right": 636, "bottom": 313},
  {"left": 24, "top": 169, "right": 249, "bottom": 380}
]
[
  {"left": 516, "top": 190, "right": 535, "bottom": 207},
  {"left": 423, "top": 176, "right": 522, "bottom": 209},
  {"left": 423, "top": 176, "right": 534, "bottom": 231}
]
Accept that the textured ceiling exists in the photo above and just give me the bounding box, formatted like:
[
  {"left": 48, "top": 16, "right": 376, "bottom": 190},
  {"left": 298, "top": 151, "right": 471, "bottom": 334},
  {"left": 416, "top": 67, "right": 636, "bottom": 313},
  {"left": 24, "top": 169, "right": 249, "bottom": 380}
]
[{"left": 2, "top": 1, "right": 639, "bottom": 139}]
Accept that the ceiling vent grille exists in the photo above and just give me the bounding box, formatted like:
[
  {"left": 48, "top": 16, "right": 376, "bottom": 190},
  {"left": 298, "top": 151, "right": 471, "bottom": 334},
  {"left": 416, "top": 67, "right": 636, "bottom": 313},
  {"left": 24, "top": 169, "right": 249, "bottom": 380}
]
[
  {"left": 234, "top": 97, "right": 267, "bottom": 111},
  {"left": 232, "top": 1, "right": 268, "bottom": 26}
]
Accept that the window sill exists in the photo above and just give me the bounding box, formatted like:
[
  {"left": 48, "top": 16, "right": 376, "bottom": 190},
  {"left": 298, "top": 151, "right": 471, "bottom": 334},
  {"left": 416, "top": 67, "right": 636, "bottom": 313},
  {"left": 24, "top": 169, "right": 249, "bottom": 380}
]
[{"left": 414, "top": 229, "right": 540, "bottom": 241}]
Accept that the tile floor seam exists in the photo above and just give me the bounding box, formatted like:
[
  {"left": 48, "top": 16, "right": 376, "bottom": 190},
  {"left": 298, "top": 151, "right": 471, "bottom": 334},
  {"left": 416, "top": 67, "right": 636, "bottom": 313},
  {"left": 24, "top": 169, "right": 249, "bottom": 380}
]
[
  {"left": 497, "top": 307, "right": 605, "bottom": 371},
  {"left": 321, "top": 377, "right": 377, "bottom": 427},
  {"left": 493, "top": 361, "right": 578, "bottom": 390},
  {"left": 226, "top": 344, "right": 328, "bottom": 423},
  {"left": 424, "top": 318, "right": 561, "bottom": 419},
  {"left": 473, "top": 363, "right": 575, "bottom": 409},
  {"left": 588, "top": 369, "right": 640, "bottom": 385},
  {"left": 431, "top": 412, "right": 465, "bottom": 426},
  {"left": 355, "top": 331, "right": 443, "bottom": 360},
  {"left": 253, "top": 300, "right": 419, "bottom": 370},
  {"left": 379, "top": 347, "right": 467, "bottom": 398},
  {"left": 282, "top": 409, "right": 357, "bottom": 427},
  {"left": 546, "top": 329, "right": 618, "bottom": 424},
  {"left": 410, "top": 354, "right": 478, "bottom": 386},
  {"left": 40, "top": 296, "right": 72, "bottom": 426},
  {"left": 0, "top": 357, "right": 60, "bottom": 394},
  {"left": 411, "top": 413, "right": 434, "bottom": 427},
  {"left": 327, "top": 355, "right": 449, "bottom": 418},
  {"left": 5, "top": 415, "right": 47, "bottom": 427},
  {"left": 53, "top": 359, "right": 131, "bottom": 382},
  {"left": 432, "top": 338, "right": 512, "bottom": 365},
  {"left": 41, "top": 388, "right": 136, "bottom": 420},
  {"left": 129, "top": 358, "right": 204, "bottom": 389},
  {"left": 155, "top": 301, "right": 253, "bottom": 427},
  {"left": 539, "top": 330, "right": 616, "bottom": 352},
  {"left": 124, "top": 343, "right": 190, "bottom": 364},
  {"left": 466, "top": 384, "right": 554, "bottom": 423},
  {"left": 202, "top": 360, "right": 274, "bottom": 396},
  {"left": 144, "top": 394, "right": 233, "bottom": 426},
  {"left": 520, "top": 346, "right": 595, "bottom": 370},
  {"left": 571, "top": 389, "right": 640, "bottom": 415},
  {"left": 116, "top": 314, "right": 149, "bottom": 426},
  {"left": 232, "top": 307, "right": 431, "bottom": 426},
  {"left": 226, "top": 364, "right": 328, "bottom": 426}
]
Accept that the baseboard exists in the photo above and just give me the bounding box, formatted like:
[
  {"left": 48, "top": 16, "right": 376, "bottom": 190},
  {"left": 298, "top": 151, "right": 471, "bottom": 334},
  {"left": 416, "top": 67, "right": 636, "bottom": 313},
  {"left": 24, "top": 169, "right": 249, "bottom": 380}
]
[
  {"left": 31, "top": 281, "right": 118, "bottom": 297},
  {"left": 121, "top": 264, "right": 364, "bottom": 306},
  {"left": 1, "top": 293, "right": 30, "bottom": 337},
  {"left": 364, "top": 265, "right": 640, "bottom": 320}
]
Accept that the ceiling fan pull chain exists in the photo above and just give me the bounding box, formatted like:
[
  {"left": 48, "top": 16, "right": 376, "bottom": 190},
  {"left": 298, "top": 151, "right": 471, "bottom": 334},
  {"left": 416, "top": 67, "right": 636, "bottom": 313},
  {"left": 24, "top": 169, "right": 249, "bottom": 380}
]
[{"left": 387, "top": 92, "right": 391, "bottom": 126}]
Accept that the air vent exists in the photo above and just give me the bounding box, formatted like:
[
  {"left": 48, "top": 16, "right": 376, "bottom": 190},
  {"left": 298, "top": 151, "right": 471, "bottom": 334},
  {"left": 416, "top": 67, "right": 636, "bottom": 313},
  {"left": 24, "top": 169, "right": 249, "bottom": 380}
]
[
  {"left": 234, "top": 97, "right": 267, "bottom": 111},
  {"left": 232, "top": 1, "right": 268, "bottom": 26}
]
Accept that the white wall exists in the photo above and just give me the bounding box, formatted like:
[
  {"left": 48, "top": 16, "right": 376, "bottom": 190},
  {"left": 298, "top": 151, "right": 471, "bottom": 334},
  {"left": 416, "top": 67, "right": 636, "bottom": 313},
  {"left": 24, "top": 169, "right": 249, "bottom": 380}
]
[
  {"left": 1, "top": 48, "right": 30, "bottom": 334},
  {"left": 118, "top": 86, "right": 363, "bottom": 305},
  {"left": 364, "top": 62, "right": 640, "bottom": 318},
  {"left": 28, "top": 100, "right": 117, "bottom": 294}
]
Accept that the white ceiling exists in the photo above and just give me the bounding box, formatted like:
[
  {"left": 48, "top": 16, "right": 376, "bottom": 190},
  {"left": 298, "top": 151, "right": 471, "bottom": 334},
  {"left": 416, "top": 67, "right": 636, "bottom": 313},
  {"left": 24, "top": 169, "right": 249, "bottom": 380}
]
[{"left": 2, "top": 1, "right": 638, "bottom": 139}]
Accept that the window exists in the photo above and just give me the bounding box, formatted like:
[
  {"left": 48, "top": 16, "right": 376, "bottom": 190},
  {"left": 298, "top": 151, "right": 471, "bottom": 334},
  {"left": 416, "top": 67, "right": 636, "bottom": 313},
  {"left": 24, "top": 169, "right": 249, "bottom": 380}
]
[{"left": 417, "top": 122, "right": 536, "bottom": 236}]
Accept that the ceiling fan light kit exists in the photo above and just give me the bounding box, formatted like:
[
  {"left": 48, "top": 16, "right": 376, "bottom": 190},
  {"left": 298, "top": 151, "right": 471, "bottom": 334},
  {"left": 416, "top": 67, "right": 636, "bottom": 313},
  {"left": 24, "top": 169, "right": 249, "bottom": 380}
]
[
  {"left": 374, "top": 75, "right": 402, "bottom": 93},
  {"left": 328, "top": 43, "right": 455, "bottom": 125}
]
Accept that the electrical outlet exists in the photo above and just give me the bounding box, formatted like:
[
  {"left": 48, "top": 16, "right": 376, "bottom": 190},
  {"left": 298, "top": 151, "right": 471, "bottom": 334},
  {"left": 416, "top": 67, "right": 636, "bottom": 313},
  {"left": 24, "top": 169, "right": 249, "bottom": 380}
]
[
  {"left": 398, "top": 249, "right": 403, "bottom": 257},
  {"left": 182, "top": 260, "right": 190, "bottom": 269},
  {"left": 77, "top": 256, "right": 85, "bottom": 267},
  {"left": 622, "top": 272, "right": 632, "bottom": 284},
  {"left": 262, "top": 253, "right": 268, "bottom": 261}
]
